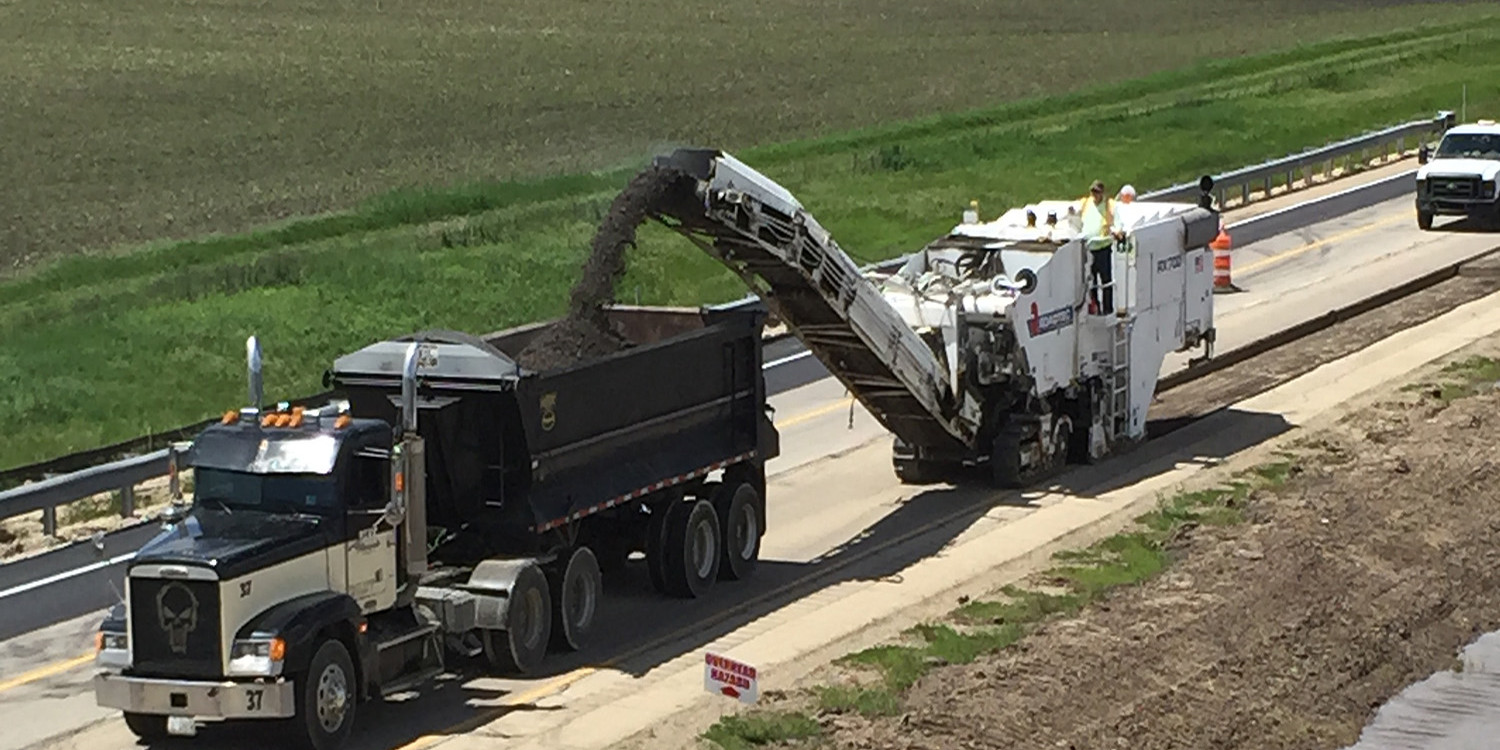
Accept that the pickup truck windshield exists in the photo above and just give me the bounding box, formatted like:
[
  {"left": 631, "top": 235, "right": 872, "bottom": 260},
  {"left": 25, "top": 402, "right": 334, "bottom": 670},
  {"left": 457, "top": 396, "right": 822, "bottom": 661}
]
[
  {"left": 1435, "top": 133, "right": 1500, "bottom": 159},
  {"left": 193, "top": 467, "right": 338, "bottom": 515}
]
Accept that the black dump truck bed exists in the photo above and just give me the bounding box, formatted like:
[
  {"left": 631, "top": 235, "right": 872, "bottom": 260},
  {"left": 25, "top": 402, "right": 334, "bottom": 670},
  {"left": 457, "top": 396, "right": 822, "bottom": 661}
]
[{"left": 325, "top": 303, "right": 779, "bottom": 541}]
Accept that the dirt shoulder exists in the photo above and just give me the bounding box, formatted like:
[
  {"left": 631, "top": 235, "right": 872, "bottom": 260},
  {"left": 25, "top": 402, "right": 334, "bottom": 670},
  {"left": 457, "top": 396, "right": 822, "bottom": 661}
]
[{"left": 696, "top": 333, "right": 1500, "bottom": 750}]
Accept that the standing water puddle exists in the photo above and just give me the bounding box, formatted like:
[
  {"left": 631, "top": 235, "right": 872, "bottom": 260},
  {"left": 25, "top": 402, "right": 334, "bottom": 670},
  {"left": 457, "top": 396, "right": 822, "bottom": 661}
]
[{"left": 1345, "top": 630, "right": 1500, "bottom": 749}]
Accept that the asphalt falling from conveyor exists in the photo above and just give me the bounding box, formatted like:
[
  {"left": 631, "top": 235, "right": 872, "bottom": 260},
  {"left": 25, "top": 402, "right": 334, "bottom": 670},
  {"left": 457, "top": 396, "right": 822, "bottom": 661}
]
[{"left": 516, "top": 163, "right": 682, "bottom": 372}]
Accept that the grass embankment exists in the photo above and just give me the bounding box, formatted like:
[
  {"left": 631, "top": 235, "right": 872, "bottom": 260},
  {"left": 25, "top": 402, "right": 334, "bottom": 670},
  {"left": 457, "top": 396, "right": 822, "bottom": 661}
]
[
  {"left": 699, "top": 459, "right": 1301, "bottom": 749},
  {"left": 5, "top": 18, "right": 1500, "bottom": 467},
  {"left": 4, "top": 0, "right": 1494, "bottom": 271}
]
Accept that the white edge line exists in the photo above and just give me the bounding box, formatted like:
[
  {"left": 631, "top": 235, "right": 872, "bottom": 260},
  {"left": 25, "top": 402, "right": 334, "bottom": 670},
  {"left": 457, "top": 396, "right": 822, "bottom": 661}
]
[
  {"left": 0, "top": 551, "right": 136, "bottom": 600},
  {"left": 763, "top": 349, "right": 813, "bottom": 370},
  {"left": 1227, "top": 168, "right": 1417, "bottom": 229}
]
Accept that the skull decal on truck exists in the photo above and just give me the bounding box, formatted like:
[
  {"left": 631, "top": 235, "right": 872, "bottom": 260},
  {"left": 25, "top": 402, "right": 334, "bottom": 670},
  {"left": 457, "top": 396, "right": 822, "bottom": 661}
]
[{"left": 156, "top": 581, "right": 200, "bottom": 655}]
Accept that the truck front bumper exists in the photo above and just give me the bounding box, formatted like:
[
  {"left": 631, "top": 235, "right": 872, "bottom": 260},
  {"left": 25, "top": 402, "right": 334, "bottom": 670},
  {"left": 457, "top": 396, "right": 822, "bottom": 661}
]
[
  {"left": 94, "top": 672, "right": 296, "bottom": 719},
  {"left": 1418, "top": 197, "right": 1500, "bottom": 217}
]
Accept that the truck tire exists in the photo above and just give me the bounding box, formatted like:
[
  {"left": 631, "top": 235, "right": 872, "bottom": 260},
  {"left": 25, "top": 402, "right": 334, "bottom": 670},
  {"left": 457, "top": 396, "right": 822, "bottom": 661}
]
[
  {"left": 549, "top": 546, "right": 602, "bottom": 652},
  {"left": 481, "top": 562, "right": 552, "bottom": 675},
  {"left": 291, "top": 638, "right": 357, "bottom": 750},
  {"left": 122, "top": 712, "right": 168, "bottom": 741},
  {"left": 662, "top": 499, "right": 721, "bottom": 598},
  {"left": 646, "top": 497, "right": 689, "bottom": 596},
  {"left": 989, "top": 423, "right": 1024, "bottom": 489},
  {"left": 714, "top": 482, "right": 761, "bottom": 581}
]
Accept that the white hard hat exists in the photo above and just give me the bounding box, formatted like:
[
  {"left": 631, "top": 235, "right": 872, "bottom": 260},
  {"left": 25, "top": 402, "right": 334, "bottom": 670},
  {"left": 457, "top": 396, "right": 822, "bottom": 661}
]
[{"left": 1119, "top": 184, "right": 1136, "bottom": 197}]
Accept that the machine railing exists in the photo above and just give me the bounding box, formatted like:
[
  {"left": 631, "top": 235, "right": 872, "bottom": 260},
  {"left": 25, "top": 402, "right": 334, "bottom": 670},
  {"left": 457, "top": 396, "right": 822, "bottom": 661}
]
[{"left": 0, "top": 112, "right": 1454, "bottom": 537}]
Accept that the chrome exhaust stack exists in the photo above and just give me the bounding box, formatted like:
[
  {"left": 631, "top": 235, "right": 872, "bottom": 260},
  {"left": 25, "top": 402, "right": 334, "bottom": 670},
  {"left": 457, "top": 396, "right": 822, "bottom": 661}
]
[{"left": 389, "top": 341, "right": 428, "bottom": 593}]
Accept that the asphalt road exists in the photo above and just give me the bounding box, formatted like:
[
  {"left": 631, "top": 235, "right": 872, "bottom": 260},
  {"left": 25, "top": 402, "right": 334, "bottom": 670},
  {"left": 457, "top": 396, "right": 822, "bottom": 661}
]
[{"left": 8, "top": 176, "right": 1498, "bottom": 750}]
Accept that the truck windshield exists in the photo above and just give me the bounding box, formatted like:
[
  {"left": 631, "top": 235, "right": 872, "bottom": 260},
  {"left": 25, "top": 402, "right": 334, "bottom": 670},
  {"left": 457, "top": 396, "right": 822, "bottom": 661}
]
[
  {"left": 1435, "top": 133, "right": 1500, "bottom": 159},
  {"left": 193, "top": 467, "right": 338, "bottom": 515}
]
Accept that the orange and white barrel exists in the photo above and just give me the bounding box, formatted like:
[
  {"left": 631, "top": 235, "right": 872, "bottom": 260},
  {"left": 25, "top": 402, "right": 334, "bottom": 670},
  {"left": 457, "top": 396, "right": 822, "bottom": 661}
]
[{"left": 1211, "top": 223, "right": 1232, "bottom": 292}]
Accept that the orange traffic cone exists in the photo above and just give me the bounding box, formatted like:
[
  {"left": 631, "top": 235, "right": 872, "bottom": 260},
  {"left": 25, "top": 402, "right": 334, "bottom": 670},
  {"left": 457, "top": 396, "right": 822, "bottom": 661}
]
[{"left": 1211, "top": 223, "right": 1238, "bottom": 293}]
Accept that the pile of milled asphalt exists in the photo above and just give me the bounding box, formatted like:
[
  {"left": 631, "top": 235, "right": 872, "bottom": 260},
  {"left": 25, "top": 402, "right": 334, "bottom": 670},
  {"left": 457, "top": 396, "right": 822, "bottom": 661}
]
[{"left": 516, "top": 164, "right": 681, "bottom": 371}]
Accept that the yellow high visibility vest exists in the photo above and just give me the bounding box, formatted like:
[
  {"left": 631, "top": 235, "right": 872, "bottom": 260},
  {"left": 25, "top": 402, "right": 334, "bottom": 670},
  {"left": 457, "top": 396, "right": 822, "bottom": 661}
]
[{"left": 1078, "top": 196, "right": 1116, "bottom": 249}]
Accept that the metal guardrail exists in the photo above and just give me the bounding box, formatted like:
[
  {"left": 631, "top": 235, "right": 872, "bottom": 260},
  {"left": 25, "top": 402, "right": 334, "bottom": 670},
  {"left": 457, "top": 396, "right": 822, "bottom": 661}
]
[
  {"left": 1139, "top": 110, "right": 1454, "bottom": 207},
  {"left": 0, "top": 447, "right": 177, "bottom": 536},
  {"left": 0, "top": 111, "right": 1457, "bottom": 536}
]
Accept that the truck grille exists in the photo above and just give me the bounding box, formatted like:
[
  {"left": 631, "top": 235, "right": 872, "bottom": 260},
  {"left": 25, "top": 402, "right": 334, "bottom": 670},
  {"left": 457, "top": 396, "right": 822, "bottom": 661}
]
[
  {"left": 1428, "top": 176, "right": 1482, "bottom": 200},
  {"left": 129, "top": 577, "right": 222, "bottom": 678}
]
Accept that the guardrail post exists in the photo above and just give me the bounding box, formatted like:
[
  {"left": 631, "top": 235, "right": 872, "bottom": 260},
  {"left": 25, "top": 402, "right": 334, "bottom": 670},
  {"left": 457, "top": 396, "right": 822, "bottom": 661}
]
[
  {"left": 42, "top": 506, "right": 56, "bottom": 537},
  {"left": 120, "top": 486, "right": 135, "bottom": 518}
]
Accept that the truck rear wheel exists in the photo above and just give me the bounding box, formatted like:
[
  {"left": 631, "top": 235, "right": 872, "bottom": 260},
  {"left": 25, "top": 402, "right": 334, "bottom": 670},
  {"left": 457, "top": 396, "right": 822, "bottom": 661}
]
[
  {"left": 122, "top": 712, "right": 168, "bottom": 741},
  {"left": 549, "top": 546, "right": 602, "bottom": 652},
  {"left": 291, "top": 638, "right": 356, "bottom": 750},
  {"left": 714, "top": 483, "right": 761, "bottom": 581},
  {"left": 646, "top": 498, "right": 689, "bottom": 595},
  {"left": 481, "top": 562, "right": 552, "bottom": 675},
  {"left": 662, "top": 499, "right": 721, "bottom": 598}
]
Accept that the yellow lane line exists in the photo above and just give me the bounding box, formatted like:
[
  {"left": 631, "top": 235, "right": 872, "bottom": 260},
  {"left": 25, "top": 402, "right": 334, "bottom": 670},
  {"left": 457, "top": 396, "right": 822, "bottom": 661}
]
[
  {"left": 773, "top": 396, "right": 854, "bottom": 429},
  {"left": 1235, "top": 212, "right": 1409, "bottom": 276},
  {"left": 0, "top": 652, "right": 95, "bottom": 693}
]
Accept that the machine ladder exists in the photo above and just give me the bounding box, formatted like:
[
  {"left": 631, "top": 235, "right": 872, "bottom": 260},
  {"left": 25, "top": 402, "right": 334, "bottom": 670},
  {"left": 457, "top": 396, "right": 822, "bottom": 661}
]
[
  {"left": 647, "top": 149, "right": 976, "bottom": 453},
  {"left": 1109, "top": 317, "right": 1131, "bottom": 439}
]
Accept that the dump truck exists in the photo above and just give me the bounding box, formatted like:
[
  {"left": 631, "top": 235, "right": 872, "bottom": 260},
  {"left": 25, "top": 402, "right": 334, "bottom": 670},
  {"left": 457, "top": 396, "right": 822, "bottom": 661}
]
[
  {"left": 643, "top": 148, "right": 1220, "bottom": 486},
  {"left": 91, "top": 304, "right": 778, "bottom": 750}
]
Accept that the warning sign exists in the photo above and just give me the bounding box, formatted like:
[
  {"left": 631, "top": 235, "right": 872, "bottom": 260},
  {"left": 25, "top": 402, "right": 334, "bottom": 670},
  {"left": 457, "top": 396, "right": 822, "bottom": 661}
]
[{"left": 704, "top": 652, "right": 759, "bottom": 704}]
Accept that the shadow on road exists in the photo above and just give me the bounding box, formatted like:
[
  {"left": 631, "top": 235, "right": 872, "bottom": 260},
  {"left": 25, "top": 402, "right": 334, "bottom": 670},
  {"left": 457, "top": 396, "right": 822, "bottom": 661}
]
[{"left": 116, "top": 407, "right": 1293, "bottom": 750}]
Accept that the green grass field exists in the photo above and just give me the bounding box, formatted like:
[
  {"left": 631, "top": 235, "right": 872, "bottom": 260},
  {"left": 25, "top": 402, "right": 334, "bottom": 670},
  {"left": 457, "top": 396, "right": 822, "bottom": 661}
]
[
  {"left": 2, "top": 0, "right": 1495, "bottom": 271},
  {"left": 5, "top": 7, "right": 1500, "bottom": 468}
]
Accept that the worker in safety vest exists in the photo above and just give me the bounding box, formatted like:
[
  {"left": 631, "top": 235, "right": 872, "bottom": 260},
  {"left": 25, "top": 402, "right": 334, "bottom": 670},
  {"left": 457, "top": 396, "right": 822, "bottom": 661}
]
[{"left": 1079, "top": 180, "right": 1125, "bottom": 314}]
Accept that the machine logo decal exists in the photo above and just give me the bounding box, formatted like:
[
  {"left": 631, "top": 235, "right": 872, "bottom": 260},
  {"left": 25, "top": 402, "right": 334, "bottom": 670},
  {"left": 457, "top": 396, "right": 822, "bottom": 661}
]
[
  {"left": 1027, "top": 303, "right": 1074, "bottom": 337},
  {"left": 540, "top": 392, "right": 558, "bottom": 431},
  {"left": 156, "top": 581, "right": 200, "bottom": 655},
  {"left": 1195, "top": 255, "right": 1205, "bottom": 273},
  {"left": 1156, "top": 254, "right": 1183, "bottom": 274}
]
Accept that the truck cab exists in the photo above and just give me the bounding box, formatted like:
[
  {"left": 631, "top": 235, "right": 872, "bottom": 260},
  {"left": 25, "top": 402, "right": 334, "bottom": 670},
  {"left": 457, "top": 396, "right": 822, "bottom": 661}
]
[
  {"left": 1416, "top": 117, "right": 1500, "bottom": 230},
  {"left": 92, "top": 339, "right": 421, "bottom": 750}
]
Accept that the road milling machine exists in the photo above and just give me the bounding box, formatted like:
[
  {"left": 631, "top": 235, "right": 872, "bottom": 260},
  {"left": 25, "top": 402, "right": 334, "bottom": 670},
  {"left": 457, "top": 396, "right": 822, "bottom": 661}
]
[{"left": 645, "top": 149, "right": 1221, "bottom": 487}]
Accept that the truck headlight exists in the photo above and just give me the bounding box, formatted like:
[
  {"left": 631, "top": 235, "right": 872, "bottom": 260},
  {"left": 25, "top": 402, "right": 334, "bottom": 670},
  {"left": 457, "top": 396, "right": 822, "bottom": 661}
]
[
  {"left": 95, "top": 631, "right": 129, "bottom": 670},
  {"left": 228, "top": 637, "right": 286, "bottom": 677},
  {"left": 1484, "top": 180, "right": 1496, "bottom": 197}
]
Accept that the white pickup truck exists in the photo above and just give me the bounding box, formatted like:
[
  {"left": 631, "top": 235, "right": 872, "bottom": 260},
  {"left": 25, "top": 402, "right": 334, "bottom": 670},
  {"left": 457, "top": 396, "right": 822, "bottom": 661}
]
[{"left": 1416, "top": 119, "right": 1500, "bottom": 230}]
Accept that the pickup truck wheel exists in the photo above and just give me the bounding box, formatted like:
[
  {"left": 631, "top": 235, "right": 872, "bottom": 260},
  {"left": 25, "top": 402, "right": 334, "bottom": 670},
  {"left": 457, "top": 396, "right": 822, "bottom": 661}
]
[
  {"left": 663, "top": 499, "right": 720, "bottom": 598},
  {"left": 481, "top": 562, "right": 552, "bottom": 675},
  {"left": 549, "top": 546, "right": 602, "bottom": 652},
  {"left": 291, "top": 639, "right": 356, "bottom": 750},
  {"left": 122, "top": 712, "right": 168, "bottom": 741},
  {"left": 714, "top": 483, "right": 761, "bottom": 581}
]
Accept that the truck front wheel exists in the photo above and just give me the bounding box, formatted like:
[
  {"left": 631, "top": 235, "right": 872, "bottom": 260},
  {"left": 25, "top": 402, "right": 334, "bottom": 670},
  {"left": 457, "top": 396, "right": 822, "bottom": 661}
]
[
  {"left": 122, "top": 712, "right": 168, "bottom": 741},
  {"left": 292, "top": 638, "right": 357, "bottom": 750}
]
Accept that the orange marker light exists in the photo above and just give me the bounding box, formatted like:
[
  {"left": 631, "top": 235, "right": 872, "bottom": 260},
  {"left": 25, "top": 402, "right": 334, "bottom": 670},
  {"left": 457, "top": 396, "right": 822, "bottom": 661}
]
[
  {"left": 222, "top": 410, "right": 239, "bottom": 424},
  {"left": 394, "top": 472, "right": 405, "bottom": 493},
  {"left": 261, "top": 413, "right": 277, "bottom": 427},
  {"left": 269, "top": 637, "right": 286, "bottom": 662},
  {"left": 334, "top": 414, "right": 351, "bottom": 430}
]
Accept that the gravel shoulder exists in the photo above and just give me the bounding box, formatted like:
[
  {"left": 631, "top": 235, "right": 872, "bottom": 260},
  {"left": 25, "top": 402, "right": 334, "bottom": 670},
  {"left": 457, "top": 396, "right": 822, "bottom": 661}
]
[{"left": 693, "top": 330, "right": 1500, "bottom": 750}]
